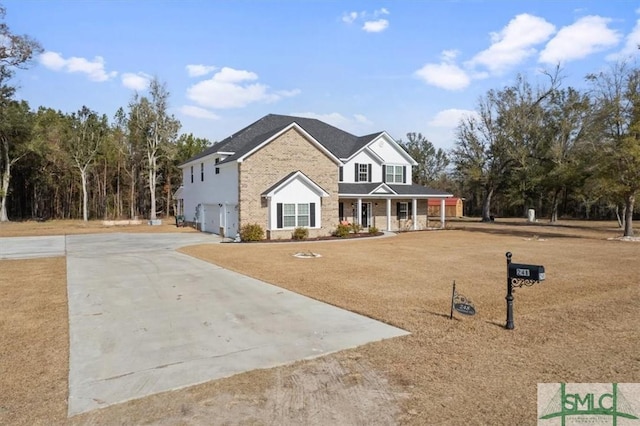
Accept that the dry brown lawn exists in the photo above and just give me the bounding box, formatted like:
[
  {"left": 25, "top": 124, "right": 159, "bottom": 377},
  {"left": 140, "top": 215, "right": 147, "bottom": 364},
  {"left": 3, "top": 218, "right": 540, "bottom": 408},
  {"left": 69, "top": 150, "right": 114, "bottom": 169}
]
[
  {"left": 1, "top": 218, "right": 638, "bottom": 425},
  {"left": 0, "top": 218, "right": 197, "bottom": 238}
]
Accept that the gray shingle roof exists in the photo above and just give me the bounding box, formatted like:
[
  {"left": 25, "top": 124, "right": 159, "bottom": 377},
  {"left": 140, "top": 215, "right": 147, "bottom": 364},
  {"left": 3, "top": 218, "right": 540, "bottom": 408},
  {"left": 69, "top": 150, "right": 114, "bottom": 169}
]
[
  {"left": 339, "top": 183, "right": 452, "bottom": 197},
  {"left": 180, "top": 114, "right": 384, "bottom": 166},
  {"left": 387, "top": 184, "right": 452, "bottom": 196}
]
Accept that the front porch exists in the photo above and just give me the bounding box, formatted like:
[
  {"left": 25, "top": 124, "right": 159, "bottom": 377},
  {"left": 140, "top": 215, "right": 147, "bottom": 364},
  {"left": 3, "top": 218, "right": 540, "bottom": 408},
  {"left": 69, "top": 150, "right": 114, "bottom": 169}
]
[
  {"left": 338, "top": 197, "right": 448, "bottom": 231},
  {"left": 338, "top": 182, "right": 452, "bottom": 232}
]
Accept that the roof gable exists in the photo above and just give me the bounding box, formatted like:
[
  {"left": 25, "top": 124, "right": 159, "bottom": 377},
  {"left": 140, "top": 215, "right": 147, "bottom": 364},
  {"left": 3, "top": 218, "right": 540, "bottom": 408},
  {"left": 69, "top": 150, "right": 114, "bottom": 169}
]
[
  {"left": 348, "top": 132, "right": 417, "bottom": 165},
  {"left": 262, "top": 171, "right": 330, "bottom": 198},
  {"left": 236, "top": 122, "right": 341, "bottom": 165}
]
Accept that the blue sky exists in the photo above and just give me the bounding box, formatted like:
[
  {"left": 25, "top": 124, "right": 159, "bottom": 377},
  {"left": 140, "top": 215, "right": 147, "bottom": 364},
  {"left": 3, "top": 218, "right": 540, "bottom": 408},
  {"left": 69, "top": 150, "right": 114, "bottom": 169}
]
[{"left": 7, "top": 1, "right": 640, "bottom": 150}]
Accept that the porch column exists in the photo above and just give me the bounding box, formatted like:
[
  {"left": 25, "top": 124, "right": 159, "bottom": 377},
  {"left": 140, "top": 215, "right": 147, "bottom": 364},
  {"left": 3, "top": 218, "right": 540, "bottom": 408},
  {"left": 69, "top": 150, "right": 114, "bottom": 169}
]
[
  {"left": 440, "top": 198, "right": 446, "bottom": 229},
  {"left": 412, "top": 198, "right": 418, "bottom": 230},
  {"left": 357, "top": 198, "right": 362, "bottom": 226},
  {"left": 386, "top": 198, "right": 391, "bottom": 231}
]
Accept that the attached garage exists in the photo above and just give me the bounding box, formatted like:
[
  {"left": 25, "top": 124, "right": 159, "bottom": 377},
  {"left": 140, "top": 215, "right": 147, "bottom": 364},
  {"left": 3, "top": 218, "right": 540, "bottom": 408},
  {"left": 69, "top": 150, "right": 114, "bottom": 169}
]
[
  {"left": 201, "top": 204, "right": 220, "bottom": 235},
  {"left": 201, "top": 203, "right": 238, "bottom": 238}
]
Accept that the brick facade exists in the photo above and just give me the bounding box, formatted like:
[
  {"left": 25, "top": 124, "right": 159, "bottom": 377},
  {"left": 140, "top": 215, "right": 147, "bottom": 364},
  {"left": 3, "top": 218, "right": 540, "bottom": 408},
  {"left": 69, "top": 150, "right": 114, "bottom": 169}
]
[{"left": 239, "top": 128, "right": 339, "bottom": 239}]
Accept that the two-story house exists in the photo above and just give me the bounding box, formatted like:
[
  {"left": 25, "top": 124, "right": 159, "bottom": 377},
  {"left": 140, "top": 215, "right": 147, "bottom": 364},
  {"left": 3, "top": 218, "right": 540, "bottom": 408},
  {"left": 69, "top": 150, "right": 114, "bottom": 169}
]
[{"left": 176, "top": 114, "right": 452, "bottom": 239}]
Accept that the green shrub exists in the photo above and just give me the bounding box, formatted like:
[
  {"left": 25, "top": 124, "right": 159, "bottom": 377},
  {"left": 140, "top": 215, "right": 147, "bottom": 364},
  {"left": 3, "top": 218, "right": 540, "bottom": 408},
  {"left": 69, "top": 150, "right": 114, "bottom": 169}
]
[
  {"left": 292, "top": 227, "right": 308, "bottom": 240},
  {"left": 368, "top": 226, "right": 379, "bottom": 234},
  {"left": 350, "top": 222, "right": 363, "bottom": 234},
  {"left": 334, "top": 222, "right": 351, "bottom": 238},
  {"left": 239, "top": 223, "right": 264, "bottom": 241}
]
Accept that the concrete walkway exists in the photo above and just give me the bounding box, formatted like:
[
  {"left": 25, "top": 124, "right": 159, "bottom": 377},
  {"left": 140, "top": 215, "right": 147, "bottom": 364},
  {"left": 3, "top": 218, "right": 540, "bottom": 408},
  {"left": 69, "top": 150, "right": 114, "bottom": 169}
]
[{"left": 60, "top": 233, "right": 409, "bottom": 415}]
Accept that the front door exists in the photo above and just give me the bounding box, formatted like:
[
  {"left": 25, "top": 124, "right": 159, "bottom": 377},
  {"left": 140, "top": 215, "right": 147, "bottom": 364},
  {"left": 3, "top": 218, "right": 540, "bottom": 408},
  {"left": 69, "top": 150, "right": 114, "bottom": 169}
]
[{"left": 361, "top": 202, "right": 371, "bottom": 228}]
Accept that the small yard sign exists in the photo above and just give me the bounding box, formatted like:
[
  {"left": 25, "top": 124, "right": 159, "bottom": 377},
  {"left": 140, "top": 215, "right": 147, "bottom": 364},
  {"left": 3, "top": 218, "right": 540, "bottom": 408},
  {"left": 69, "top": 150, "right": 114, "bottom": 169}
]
[{"left": 450, "top": 281, "right": 476, "bottom": 319}]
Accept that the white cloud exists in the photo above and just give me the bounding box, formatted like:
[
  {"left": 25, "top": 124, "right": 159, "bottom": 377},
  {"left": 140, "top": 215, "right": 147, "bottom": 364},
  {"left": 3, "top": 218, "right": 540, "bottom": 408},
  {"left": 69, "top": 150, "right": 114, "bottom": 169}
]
[
  {"left": 121, "top": 72, "right": 151, "bottom": 90},
  {"left": 342, "top": 11, "right": 358, "bottom": 24},
  {"left": 540, "top": 16, "right": 620, "bottom": 64},
  {"left": 275, "top": 88, "right": 302, "bottom": 97},
  {"left": 363, "top": 19, "right": 389, "bottom": 33},
  {"left": 186, "top": 66, "right": 299, "bottom": 109},
  {"left": 469, "top": 14, "right": 556, "bottom": 73},
  {"left": 441, "top": 49, "right": 460, "bottom": 62},
  {"left": 415, "top": 54, "right": 471, "bottom": 91},
  {"left": 186, "top": 64, "right": 217, "bottom": 77},
  {"left": 342, "top": 9, "right": 390, "bottom": 32},
  {"left": 428, "top": 109, "right": 479, "bottom": 128},
  {"left": 180, "top": 105, "right": 220, "bottom": 120},
  {"left": 39, "top": 51, "right": 117, "bottom": 82},
  {"left": 353, "top": 114, "right": 373, "bottom": 125},
  {"left": 424, "top": 109, "right": 481, "bottom": 150},
  {"left": 607, "top": 15, "right": 640, "bottom": 60},
  {"left": 39, "top": 51, "right": 66, "bottom": 70}
]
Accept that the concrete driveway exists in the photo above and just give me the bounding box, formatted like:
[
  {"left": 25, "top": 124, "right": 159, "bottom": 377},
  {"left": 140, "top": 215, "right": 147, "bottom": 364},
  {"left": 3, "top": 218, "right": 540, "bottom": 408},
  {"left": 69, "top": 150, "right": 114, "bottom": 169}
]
[
  {"left": 58, "top": 233, "right": 409, "bottom": 415},
  {"left": 0, "top": 235, "right": 66, "bottom": 259}
]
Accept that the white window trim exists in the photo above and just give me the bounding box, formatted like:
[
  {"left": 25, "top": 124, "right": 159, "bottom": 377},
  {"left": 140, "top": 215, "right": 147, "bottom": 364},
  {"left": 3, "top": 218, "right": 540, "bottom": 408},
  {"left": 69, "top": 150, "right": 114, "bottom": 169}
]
[
  {"left": 358, "top": 164, "right": 369, "bottom": 182},
  {"left": 386, "top": 164, "right": 404, "bottom": 183},
  {"left": 279, "top": 202, "right": 316, "bottom": 229},
  {"left": 398, "top": 202, "right": 409, "bottom": 220}
]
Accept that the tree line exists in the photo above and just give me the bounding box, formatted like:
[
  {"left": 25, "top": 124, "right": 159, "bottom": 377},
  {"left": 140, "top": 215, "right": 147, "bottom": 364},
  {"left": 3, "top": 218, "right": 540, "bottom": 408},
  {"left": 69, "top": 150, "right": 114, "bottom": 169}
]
[
  {"left": 0, "top": 6, "right": 638, "bottom": 236},
  {"left": 400, "top": 64, "right": 639, "bottom": 237},
  {"left": 0, "top": 6, "right": 210, "bottom": 223}
]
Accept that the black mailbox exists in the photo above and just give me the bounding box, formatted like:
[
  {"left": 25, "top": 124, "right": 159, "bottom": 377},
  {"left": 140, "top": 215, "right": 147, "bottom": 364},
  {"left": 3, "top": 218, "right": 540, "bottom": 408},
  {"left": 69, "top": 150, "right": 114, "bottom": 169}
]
[
  {"left": 505, "top": 252, "right": 546, "bottom": 330},
  {"left": 508, "top": 263, "right": 545, "bottom": 282}
]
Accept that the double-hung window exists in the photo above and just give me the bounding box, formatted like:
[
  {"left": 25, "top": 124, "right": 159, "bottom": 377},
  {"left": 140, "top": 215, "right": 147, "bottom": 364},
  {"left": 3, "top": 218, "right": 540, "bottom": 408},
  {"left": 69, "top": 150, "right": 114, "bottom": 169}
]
[
  {"left": 354, "top": 163, "right": 372, "bottom": 182},
  {"left": 358, "top": 164, "right": 369, "bottom": 182},
  {"left": 190, "top": 166, "right": 194, "bottom": 183},
  {"left": 215, "top": 158, "right": 220, "bottom": 174},
  {"left": 277, "top": 203, "right": 315, "bottom": 228},
  {"left": 397, "top": 201, "right": 412, "bottom": 220},
  {"left": 283, "top": 204, "right": 296, "bottom": 227},
  {"left": 385, "top": 165, "right": 405, "bottom": 183},
  {"left": 200, "top": 163, "right": 204, "bottom": 181}
]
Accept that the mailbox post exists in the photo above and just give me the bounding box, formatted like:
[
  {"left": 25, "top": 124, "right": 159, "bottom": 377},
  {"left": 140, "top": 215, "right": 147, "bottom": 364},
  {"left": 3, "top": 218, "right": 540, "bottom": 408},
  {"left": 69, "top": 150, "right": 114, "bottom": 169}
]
[{"left": 505, "top": 252, "right": 545, "bottom": 330}]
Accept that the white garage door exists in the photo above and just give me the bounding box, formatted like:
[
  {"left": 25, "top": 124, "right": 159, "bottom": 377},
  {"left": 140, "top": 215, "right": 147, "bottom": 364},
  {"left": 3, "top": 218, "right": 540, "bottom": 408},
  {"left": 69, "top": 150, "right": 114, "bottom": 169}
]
[{"left": 202, "top": 204, "right": 221, "bottom": 235}]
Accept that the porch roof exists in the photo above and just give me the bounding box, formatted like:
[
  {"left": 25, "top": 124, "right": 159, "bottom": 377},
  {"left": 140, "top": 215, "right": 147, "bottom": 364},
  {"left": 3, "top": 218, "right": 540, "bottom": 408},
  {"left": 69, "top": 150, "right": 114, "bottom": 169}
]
[{"left": 338, "top": 183, "right": 452, "bottom": 198}]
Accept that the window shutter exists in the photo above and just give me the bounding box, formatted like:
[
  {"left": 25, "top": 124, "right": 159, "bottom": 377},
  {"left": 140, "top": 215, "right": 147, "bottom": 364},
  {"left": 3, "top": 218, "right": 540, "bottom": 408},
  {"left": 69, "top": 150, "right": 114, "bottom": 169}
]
[
  {"left": 277, "top": 203, "right": 283, "bottom": 229},
  {"left": 402, "top": 166, "right": 407, "bottom": 183},
  {"left": 339, "top": 166, "right": 343, "bottom": 182},
  {"left": 382, "top": 165, "right": 386, "bottom": 183},
  {"left": 396, "top": 202, "right": 401, "bottom": 220},
  {"left": 339, "top": 202, "right": 344, "bottom": 220},
  {"left": 367, "top": 164, "right": 372, "bottom": 182},
  {"left": 354, "top": 163, "right": 359, "bottom": 182},
  {"left": 310, "top": 203, "right": 316, "bottom": 227},
  {"left": 408, "top": 201, "right": 413, "bottom": 219}
]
